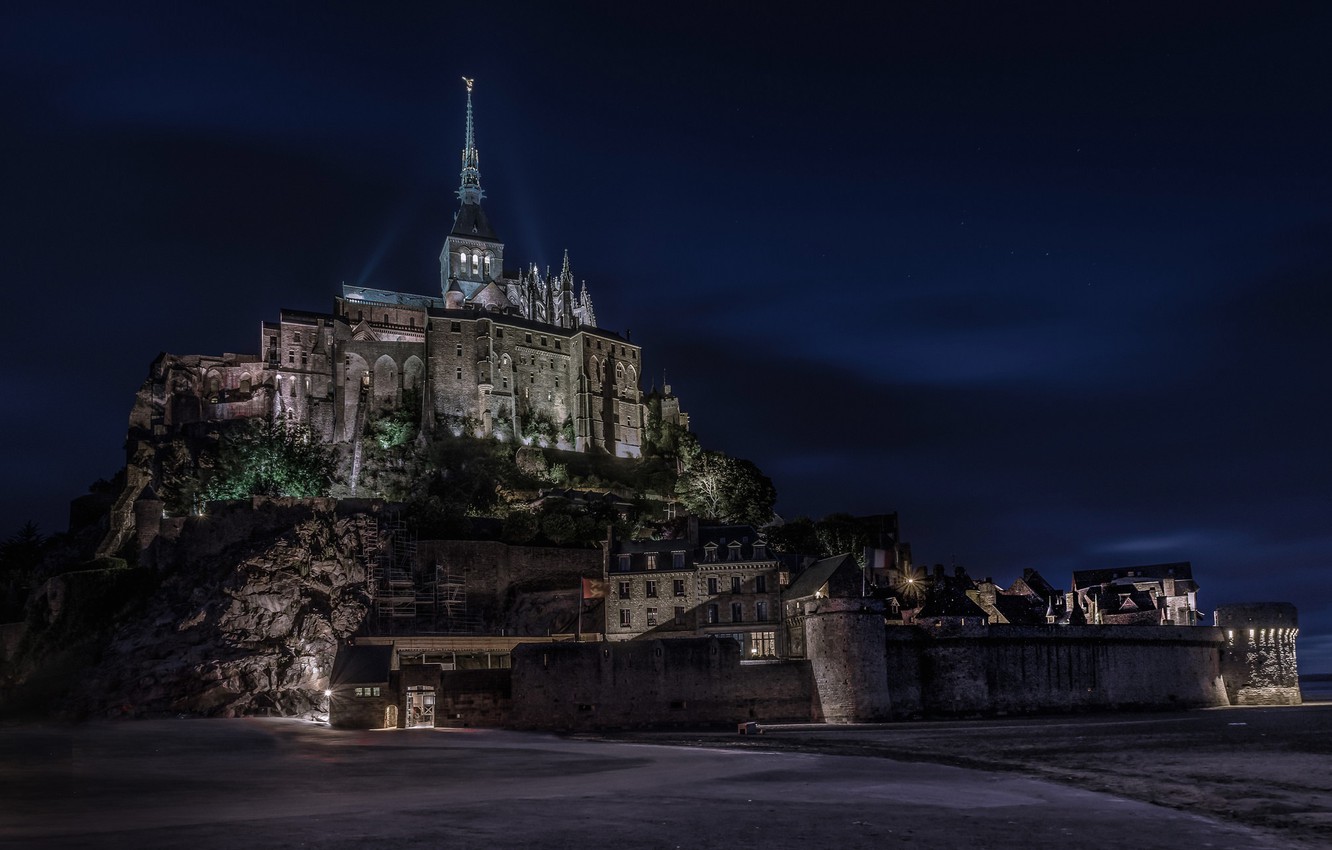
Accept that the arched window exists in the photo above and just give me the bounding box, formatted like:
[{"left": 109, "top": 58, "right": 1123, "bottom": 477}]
[{"left": 472, "top": 252, "right": 480, "bottom": 275}]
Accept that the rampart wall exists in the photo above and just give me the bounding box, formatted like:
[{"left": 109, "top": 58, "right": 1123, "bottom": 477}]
[
  {"left": 507, "top": 638, "right": 813, "bottom": 730},
  {"left": 883, "top": 623, "right": 1229, "bottom": 718}
]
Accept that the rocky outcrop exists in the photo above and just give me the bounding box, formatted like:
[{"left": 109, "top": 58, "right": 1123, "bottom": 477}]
[{"left": 78, "top": 508, "right": 377, "bottom": 719}]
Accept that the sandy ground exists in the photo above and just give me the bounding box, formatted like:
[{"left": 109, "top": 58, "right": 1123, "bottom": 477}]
[
  {"left": 1, "top": 709, "right": 1327, "bottom": 849},
  {"left": 610, "top": 701, "right": 1332, "bottom": 847}
]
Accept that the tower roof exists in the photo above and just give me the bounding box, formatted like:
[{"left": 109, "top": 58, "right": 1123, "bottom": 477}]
[{"left": 457, "top": 77, "right": 484, "bottom": 205}]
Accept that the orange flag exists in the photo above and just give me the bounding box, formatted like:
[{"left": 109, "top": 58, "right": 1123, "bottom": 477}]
[{"left": 581, "top": 577, "right": 608, "bottom": 600}]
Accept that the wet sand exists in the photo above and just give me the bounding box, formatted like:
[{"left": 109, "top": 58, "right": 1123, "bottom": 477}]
[
  {"left": 608, "top": 702, "right": 1332, "bottom": 847},
  {"left": 1, "top": 709, "right": 1327, "bottom": 849}
]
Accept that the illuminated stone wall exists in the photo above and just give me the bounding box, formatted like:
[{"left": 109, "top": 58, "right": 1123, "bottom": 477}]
[
  {"left": 1214, "top": 603, "right": 1301, "bottom": 706},
  {"left": 883, "top": 623, "right": 1231, "bottom": 718},
  {"left": 803, "top": 598, "right": 892, "bottom": 722},
  {"left": 507, "top": 638, "right": 812, "bottom": 730}
]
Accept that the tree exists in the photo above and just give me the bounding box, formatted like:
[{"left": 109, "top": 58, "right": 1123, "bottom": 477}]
[
  {"left": 204, "top": 417, "right": 337, "bottom": 499},
  {"left": 674, "top": 451, "right": 776, "bottom": 526}
]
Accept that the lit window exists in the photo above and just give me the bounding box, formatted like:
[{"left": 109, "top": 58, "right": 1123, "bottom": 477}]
[
  {"left": 645, "top": 553, "right": 657, "bottom": 571},
  {"left": 472, "top": 252, "right": 480, "bottom": 275},
  {"left": 484, "top": 254, "right": 492, "bottom": 274}
]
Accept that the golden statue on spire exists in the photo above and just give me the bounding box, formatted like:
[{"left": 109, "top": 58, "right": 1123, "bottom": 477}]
[{"left": 462, "top": 76, "right": 474, "bottom": 92}]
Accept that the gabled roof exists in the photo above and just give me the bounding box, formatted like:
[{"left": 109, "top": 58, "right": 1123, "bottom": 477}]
[
  {"left": 450, "top": 202, "right": 501, "bottom": 243},
  {"left": 330, "top": 644, "right": 393, "bottom": 686},
  {"left": 785, "top": 553, "right": 860, "bottom": 601}
]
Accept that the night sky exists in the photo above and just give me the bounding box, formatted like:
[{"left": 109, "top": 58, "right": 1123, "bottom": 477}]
[{"left": 4, "top": 4, "right": 1330, "bottom": 671}]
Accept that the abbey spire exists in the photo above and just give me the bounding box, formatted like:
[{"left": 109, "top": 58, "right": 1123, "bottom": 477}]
[
  {"left": 442, "top": 77, "right": 503, "bottom": 297},
  {"left": 457, "top": 76, "right": 484, "bottom": 204}
]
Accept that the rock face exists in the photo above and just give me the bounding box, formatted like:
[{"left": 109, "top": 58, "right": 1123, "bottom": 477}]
[{"left": 79, "top": 507, "right": 377, "bottom": 719}]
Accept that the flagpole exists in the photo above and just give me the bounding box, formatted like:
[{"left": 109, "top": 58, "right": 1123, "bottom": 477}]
[{"left": 576, "top": 577, "right": 583, "bottom": 643}]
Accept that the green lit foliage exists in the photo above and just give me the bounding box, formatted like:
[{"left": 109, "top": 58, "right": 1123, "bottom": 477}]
[
  {"left": 522, "top": 411, "right": 559, "bottom": 447},
  {"left": 203, "top": 417, "right": 337, "bottom": 500},
  {"left": 674, "top": 450, "right": 776, "bottom": 527}
]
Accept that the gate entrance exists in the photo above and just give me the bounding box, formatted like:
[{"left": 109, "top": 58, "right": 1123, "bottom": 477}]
[
  {"left": 384, "top": 704, "right": 398, "bottom": 729},
  {"left": 406, "top": 686, "right": 435, "bottom": 727}
]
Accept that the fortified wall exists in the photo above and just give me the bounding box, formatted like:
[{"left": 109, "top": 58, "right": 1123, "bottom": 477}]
[{"left": 1214, "top": 602, "right": 1301, "bottom": 706}]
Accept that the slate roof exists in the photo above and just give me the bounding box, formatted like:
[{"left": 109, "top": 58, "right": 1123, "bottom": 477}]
[
  {"left": 1072, "top": 562, "right": 1193, "bottom": 590},
  {"left": 450, "top": 202, "right": 501, "bottom": 242},
  {"left": 785, "top": 553, "right": 860, "bottom": 601},
  {"left": 330, "top": 644, "right": 393, "bottom": 686}
]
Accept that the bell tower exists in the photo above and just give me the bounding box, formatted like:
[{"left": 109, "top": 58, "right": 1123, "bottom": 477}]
[{"left": 440, "top": 77, "right": 505, "bottom": 302}]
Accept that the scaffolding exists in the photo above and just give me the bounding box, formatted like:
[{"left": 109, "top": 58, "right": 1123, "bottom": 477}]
[
  {"left": 420, "top": 563, "right": 478, "bottom": 634},
  {"left": 369, "top": 513, "right": 418, "bottom": 632}
]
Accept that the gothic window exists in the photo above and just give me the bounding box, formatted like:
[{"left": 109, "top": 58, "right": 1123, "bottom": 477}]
[
  {"left": 471, "top": 252, "right": 480, "bottom": 275},
  {"left": 484, "top": 254, "right": 492, "bottom": 275}
]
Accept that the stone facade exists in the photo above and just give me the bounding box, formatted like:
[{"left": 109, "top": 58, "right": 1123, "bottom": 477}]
[
  {"left": 604, "top": 521, "right": 786, "bottom": 658},
  {"left": 144, "top": 82, "right": 655, "bottom": 462},
  {"left": 1214, "top": 602, "right": 1301, "bottom": 706}
]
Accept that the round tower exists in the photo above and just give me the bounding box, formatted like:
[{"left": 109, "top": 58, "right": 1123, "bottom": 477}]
[
  {"left": 803, "top": 597, "right": 891, "bottom": 722},
  {"left": 1214, "top": 602, "right": 1300, "bottom": 706}
]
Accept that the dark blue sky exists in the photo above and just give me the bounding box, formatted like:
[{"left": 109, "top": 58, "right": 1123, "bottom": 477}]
[{"left": 3, "top": 3, "right": 1330, "bottom": 670}]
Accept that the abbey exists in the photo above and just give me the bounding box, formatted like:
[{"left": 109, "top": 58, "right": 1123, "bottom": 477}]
[{"left": 182, "top": 80, "right": 646, "bottom": 457}]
